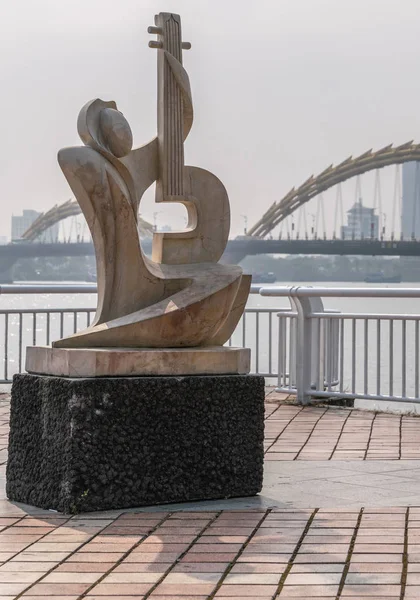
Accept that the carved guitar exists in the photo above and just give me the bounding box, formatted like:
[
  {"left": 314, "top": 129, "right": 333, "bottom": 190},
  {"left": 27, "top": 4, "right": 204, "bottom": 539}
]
[
  {"left": 54, "top": 12, "right": 250, "bottom": 348},
  {"left": 149, "top": 12, "right": 230, "bottom": 266}
]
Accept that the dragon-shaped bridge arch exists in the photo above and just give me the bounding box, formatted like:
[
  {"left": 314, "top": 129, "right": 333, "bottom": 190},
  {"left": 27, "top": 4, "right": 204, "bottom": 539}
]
[{"left": 248, "top": 141, "right": 420, "bottom": 238}]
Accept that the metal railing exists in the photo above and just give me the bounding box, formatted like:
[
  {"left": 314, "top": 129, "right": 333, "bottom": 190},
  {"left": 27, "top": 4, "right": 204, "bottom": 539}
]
[
  {"left": 0, "top": 284, "right": 280, "bottom": 383},
  {"left": 260, "top": 286, "right": 420, "bottom": 405},
  {"left": 2, "top": 284, "right": 420, "bottom": 407}
]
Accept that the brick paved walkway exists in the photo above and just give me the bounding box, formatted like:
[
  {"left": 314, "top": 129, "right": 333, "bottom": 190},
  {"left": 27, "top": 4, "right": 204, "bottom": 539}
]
[
  {"left": 0, "top": 506, "right": 419, "bottom": 598},
  {"left": 1, "top": 392, "right": 420, "bottom": 598},
  {"left": 264, "top": 390, "right": 420, "bottom": 460}
]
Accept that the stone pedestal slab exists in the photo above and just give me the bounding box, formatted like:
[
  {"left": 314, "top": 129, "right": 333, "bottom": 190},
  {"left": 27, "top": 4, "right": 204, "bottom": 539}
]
[
  {"left": 26, "top": 346, "right": 250, "bottom": 377},
  {"left": 6, "top": 373, "right": 265, "bottom": 513}
]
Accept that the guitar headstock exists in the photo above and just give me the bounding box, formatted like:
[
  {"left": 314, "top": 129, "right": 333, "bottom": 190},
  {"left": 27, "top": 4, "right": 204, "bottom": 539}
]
[{"left": 148, "top": 12, "right": 191, "bottom": 57}]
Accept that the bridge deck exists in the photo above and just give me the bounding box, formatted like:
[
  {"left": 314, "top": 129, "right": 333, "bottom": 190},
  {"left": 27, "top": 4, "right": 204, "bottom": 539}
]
[{"left": 0, "top": 237, "right": 420, "bottom": 263}]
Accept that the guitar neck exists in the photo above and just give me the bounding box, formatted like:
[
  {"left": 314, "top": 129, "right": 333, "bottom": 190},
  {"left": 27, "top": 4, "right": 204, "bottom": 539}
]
[{"left": 156, "top": 13, "right": 184, "bottom": 198}]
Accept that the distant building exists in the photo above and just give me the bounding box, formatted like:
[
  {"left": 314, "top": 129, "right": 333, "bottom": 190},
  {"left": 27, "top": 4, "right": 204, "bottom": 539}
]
[
  {"left": 0, "top": 236, "right": 7, "bottom": 245},
  {"left": 401, "top": 162, "right": 420, "bottom": 239},
  {"left": 340, "top": 199, "right": 379, "bottom": 239},
  {"left": 11, "top": 210, "right": 59, "bottom": 242}
]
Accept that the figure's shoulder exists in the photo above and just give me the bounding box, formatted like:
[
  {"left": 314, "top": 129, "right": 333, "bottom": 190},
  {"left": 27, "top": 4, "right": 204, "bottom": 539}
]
[{"left": 57, "top": 145, "right": 105, "bottom": 170}]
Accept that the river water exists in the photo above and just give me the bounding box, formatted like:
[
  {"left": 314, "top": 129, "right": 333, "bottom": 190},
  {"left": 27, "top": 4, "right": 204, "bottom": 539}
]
[{"left": 1, "top": 281, "right": 420, "bottom": 413}]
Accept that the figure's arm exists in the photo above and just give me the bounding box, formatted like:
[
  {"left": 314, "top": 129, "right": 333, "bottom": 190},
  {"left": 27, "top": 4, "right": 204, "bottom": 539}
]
[{"left": 120, "top": 137, "right": 159, "bottom": 217}]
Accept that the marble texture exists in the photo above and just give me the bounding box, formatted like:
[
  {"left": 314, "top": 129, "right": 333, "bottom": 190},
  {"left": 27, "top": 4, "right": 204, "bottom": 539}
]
[
  {"left": 26, "top": 346, "right": 250, "bottom": 377},
  {"left": 53, "top": 12, "right": 249, "bottom": 350}
]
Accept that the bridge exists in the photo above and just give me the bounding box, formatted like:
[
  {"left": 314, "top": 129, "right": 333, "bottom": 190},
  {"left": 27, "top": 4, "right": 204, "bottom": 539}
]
[
  {"left": 1, "top": 238, "right": 419, "bottom": 281},
  {"left": 3, "top": 141, "right": 420, "bottom": 279}
]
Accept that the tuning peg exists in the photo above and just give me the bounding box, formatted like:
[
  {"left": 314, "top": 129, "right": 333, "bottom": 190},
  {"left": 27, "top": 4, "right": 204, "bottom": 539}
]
[
  {"left": 182, "top": 42, "right": 192, "bottom": 50},
  {"left": 149, "top": 40, "right": 163, "bottom": 49},
  {"left": 148, "top": 26, "right": 163, "bottom": 35}
]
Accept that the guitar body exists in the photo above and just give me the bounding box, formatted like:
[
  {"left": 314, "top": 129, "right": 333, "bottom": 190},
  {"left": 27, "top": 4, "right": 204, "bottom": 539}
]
[{"left": 152, "top": 165, "right": 230, "bottom": 265}]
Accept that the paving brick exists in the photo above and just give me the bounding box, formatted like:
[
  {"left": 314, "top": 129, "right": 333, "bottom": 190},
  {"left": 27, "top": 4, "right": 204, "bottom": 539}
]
[
  {"left": 102, "top": 572, "right": 163, "bottom": 583},
  {"left": 172, "top": 562, "right": 228, "bottom": 573},
  {"left": 348, "top": 562, "right": 402, "bottom": 573},
  {"left": 0, "top": 562, "right": 57, "bottom": 572},
  {"left": 148, "top": 595, "right": 208, "bottom": 600},
  {"left": 351, "top": 554, "right": 402, "bottom": 563},
  {"left": 163, "top": 572, "right": 222, "bottom": 584},
  {"left": 54, "top": 562, "right": 116, "bottom": 573},
  {"left": 86, "top": 582, "right": 151, "bottom": 595},
  {"left": 114, "top": 563, "right": 171, "bottom": 573},
  {"left": 285, "top": 573, "right": 342, "bottom": 584},
  {"left": 86, "top": 597, "right": 147, "bottom": 600},
  {"left": 290, "top": 564, "right": 344, "bottom": 573},
  {"left": 42, "top": 572, "right": 104, "bottom": 583},
  {"left": 187, "top": 543, "right": 243, "bottom": 553},
  {"left": 237, "top": 553, "right": 291, "bottom": 563},
  {"left": 21, "top": 596, "right": 81, "bottom": 600},
  {"left": 181, "top": 553, "right": 238, "bottom": 563},
  {"left": 150, "top": 583, "right": 217, "bottom": 595},
  {"left": 0, "top": 572, "right": 41, "bottom": 583},
  {"left": 0, "top": 582, "right": 32, "bottom": 594},
  {"left": 20, "top": 582, "right": 91, "bottom": 595},
  {"left": 65, "top": 552, "right": 125, "bottom": 562},
  {"left": 224, "top": 573, "right": 280, "bottom": 584},
  {"left": 341, "top": 584, "right": 401, "bottom": 596},
  {"left": 277, "top": 584, "right": 339, "bottom": 596},
  {"left": 124, "top": 552, "right": 182, "bottom": 563},
  {"left": 214, "top": 584, "right": 278, "bottom": 596}
]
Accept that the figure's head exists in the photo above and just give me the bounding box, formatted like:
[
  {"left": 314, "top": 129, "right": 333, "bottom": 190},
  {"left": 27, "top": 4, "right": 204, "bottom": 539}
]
[
  {"left": 99, "top": 108, "right": 133, "bottom": 157},
  {"left": 77, "top": 99, "right": 133, "bottom": 158}
]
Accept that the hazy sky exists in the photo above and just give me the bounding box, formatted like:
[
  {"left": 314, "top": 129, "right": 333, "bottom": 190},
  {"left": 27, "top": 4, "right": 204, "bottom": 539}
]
[{"left": 1, "top": 0, "right": 420, "bottom": 239}]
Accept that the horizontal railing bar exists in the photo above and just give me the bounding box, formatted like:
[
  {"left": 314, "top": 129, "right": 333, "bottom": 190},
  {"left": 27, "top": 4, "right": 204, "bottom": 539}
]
[
  {"left": 1, "top": 283, "right": 419, "bottom": 299},
  {"left": 0, "top": 308, "right": 95, "bottom": 315},
  {"left": 309, "top": 312, "right": 420, "bottom": 320},
  {"left": 0, "top": 307, "right": 281, "bottom": 316},
  {"left": 260, "top": 285, "right": 420, "bottom": 298},
  {"left": 243, "top": 308, "right": 281, "bottom": 314},
  {"left": 0, "top": 284, "right": 98, "bottom": 294},
  {"left": 250, "top": 285, "right": 265, "bottom": 294}
]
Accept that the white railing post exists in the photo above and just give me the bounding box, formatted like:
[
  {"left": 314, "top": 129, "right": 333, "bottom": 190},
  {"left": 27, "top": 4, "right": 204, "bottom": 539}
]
[
  {"left": 291, "top": 291, "right": 325, "bottom": 404},
  {"left": 276, "top": 309, "right": 294, "bottom": 390},
  {"left": 277, "top": 314, "right": 284, "bottom": 389},
  {"left": 293, "top": 294, "right": 312, "bottom": 404},
  {"left": 289, "top": 315, "right": 297, "bottom": 387}
]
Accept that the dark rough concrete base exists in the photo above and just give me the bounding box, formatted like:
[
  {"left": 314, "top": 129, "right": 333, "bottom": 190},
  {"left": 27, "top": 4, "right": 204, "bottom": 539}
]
[{"left": 6, "top": 373, "right": 265, "bottom": 513}]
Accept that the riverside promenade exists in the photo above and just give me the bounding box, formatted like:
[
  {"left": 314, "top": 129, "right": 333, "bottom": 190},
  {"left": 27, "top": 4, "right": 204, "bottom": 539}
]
[{"left": 2, "top": 390, "right": 420, "bottom": 598}]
